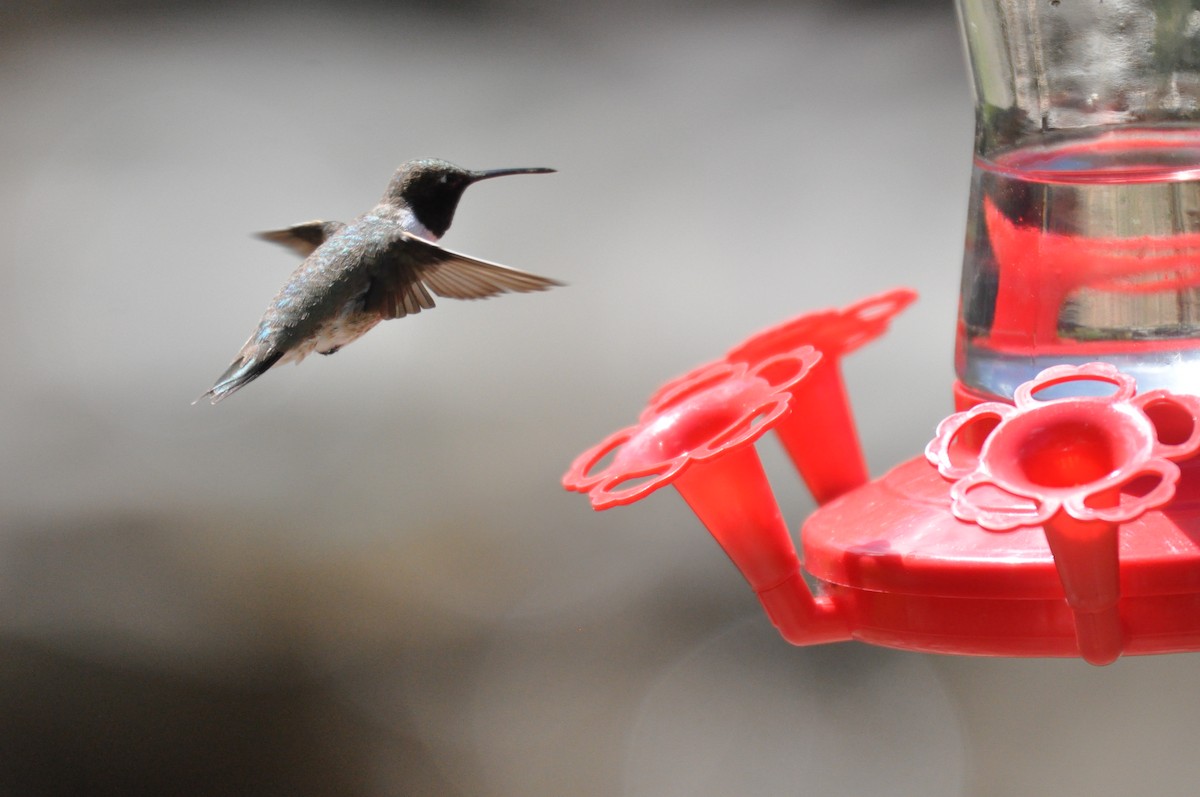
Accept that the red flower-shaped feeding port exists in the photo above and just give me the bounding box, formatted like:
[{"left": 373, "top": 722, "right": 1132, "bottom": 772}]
[
  {"left": 563, "top": 347, "right": 850, "bottom": 645},
  {"left": 926, "top": 362, "right": 1200, "bottom": 664},
  {"left": 566, "top": 353, "right": 812, "bottom": 509}
]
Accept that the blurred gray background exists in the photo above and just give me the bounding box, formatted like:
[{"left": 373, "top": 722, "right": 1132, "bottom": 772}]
[{"left": 3, "top": 1, "right": 1200, "bottom": 795}]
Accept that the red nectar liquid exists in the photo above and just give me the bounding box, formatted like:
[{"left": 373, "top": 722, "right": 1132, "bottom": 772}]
[{"left": 957, "top": 127, "right": 1200, "bottom": 399}]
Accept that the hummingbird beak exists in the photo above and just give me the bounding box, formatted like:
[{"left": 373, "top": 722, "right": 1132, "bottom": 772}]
[{"left": 469, "top": 167, "right": 556, "bottom": 183}]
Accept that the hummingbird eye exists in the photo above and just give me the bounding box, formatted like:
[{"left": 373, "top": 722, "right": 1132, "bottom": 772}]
[{"left": 439, "top": 175, "right": 448, "bottom": 184}]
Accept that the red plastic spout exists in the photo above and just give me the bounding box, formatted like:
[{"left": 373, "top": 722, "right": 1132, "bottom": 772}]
[
  {"left": 926, "top": 362, "right": 1200, "bottom": 665},
  {"left": 563, "top": 348, "right": 850, "bottom": 645},
  {"left": 672, "top": 445, "right": 847, "bottom": 644},
  {"left": 1040, "top": 512, "right": 1122, "bottom": 665},
  {"left": 728, "top": 289, "right": 915, "bottom": 503},
  {"left": 648, "top": 288, "right": 916, "bottom": 505}
]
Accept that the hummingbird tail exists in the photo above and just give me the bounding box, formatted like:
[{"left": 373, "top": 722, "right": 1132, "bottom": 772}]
[{"left": 196, "top": 352, "right": 283, "bottom": 405}]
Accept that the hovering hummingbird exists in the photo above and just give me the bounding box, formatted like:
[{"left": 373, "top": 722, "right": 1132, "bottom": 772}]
[{"left": 200, "top": 158, "right": 561, "bottom": 403}]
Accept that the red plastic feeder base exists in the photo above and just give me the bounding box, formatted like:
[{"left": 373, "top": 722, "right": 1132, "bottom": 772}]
[
  {"left": 808, "top": 363, "right": 1200, "bottom": 664},
  {"left": 804, "top": 455, "right": 1200, "bottom": 660}
]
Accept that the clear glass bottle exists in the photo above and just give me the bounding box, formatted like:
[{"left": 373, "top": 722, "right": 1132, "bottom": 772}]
[{"left": 955, "top": 0, "right": 1200, "bottom": 401}]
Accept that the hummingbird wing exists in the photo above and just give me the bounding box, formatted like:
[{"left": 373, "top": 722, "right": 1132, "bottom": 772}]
[
  {"left": 363, "top": 233, "right": 562, "bottom": 320},
  {"left": 255, "top": 220, "right": 346, "bottom": 258}
]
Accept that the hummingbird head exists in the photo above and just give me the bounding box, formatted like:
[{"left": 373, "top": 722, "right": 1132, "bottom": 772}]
[{"left": 383, "top": 158, "right": 555, "bottom": 238}]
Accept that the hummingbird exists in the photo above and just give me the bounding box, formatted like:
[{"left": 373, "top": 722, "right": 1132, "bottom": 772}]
[{"left": 200, "top": 158, "right": 561, "bottom": 403}]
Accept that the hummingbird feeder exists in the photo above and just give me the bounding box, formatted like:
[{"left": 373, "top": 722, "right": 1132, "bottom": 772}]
[{"left": 563, "top": 0, "right": 1200, "bottom": 665}]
